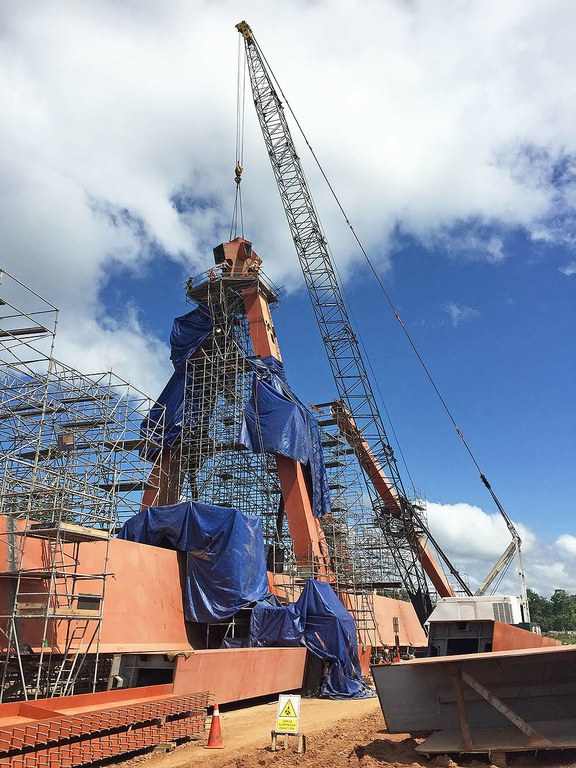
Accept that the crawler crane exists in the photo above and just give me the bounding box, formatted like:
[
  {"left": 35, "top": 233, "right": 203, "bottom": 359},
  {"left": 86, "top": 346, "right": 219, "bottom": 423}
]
[{"left": 236, "top": 21, "right": 473, "bottom": 625}]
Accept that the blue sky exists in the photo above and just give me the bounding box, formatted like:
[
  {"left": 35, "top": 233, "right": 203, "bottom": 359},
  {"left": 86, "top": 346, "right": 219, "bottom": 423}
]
[
  {"left": 1, "top": 0, "right": 575, "bottom": 594},
  {"left": 276, "top": 229, "right": 576, "bottom": 521}
]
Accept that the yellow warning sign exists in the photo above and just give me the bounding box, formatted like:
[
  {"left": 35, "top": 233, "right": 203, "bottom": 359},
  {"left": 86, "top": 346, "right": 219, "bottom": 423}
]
[
  {"left": 275, "top": 694, "right": 301, "bottom": 734},
  {"left": 279, "top": 700, "right": 296, "bottom": 718}
]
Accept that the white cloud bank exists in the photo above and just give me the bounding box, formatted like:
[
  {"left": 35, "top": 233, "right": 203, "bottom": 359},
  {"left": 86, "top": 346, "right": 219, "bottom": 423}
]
[
  {"left": 2, "top": 1, "right": 576, "bottom": 391},
  {"left": 424, "top": 500, "right": 575, "bottom": 598}
]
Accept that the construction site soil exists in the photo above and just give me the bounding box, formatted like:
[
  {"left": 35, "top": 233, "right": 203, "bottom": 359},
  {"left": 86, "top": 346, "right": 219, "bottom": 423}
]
[{"left": 118, "top": 696, "right": 576, "bottom": 768}]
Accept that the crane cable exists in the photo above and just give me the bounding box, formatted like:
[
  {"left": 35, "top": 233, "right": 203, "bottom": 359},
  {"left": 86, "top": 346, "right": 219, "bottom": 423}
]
[
  {"left": 249, "top": 32, "right": 519, "bottom": 541},
  {"left": 492, "top": 557, "right": 513, "bottom": 595},
  {"left": 230, "top": 35, "right": 246, "bottom": 239}
]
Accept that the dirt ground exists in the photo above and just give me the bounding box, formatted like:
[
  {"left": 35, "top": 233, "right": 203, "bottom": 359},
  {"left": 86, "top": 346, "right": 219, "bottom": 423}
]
[{"left": 117, "top": 696, "right": 576, "bottom": 768}]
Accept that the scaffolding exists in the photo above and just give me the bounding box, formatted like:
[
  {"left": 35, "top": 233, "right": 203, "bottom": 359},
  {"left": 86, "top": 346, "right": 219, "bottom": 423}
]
[
  {"left": 0, "top": 270, "right": 165, "bottom": 701},
  {"left": 315, "top": 407, "right": 397, "bottom": 647},
  {"left": 180, "top": 265, "right": 410, "bottom": 648},
  {"left": 183, "top": 270, "right": 291, "bottom": 570}
]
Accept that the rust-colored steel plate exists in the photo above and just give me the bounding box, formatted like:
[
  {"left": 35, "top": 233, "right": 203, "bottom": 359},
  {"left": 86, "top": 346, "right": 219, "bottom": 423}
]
[{"left": 173, "top": 647, "right": 307, "bottom": 704}]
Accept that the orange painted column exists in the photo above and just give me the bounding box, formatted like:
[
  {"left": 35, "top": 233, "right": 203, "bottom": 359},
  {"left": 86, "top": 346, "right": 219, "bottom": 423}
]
[
  {"left": 242, "top": 284, "right": 332, "bottom": 579},
  {"left": 335, "top": 408, "right": 404, "bottom": 519},
  {"left": 141, "top": 445, "right": 182, "bottom": 509},
  {"left": 274, "top": 455, "right": 331, "bottom": 576},
  {"left": 242, "top": 287, "right": 282, "bottom": 360}
]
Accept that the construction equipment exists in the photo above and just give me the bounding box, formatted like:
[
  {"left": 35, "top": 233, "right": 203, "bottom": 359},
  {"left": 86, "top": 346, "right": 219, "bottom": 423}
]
[{"left": 236, "top": 20, "right": 468, "bottom": 624}]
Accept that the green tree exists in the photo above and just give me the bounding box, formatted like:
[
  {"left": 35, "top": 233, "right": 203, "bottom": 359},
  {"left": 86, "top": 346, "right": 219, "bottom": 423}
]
[
  {"left": 550, "top": 589, "right": 576, "bottom": 631},
  {"left": 527, "top": 588, "right": 552, "bottom": 631}
]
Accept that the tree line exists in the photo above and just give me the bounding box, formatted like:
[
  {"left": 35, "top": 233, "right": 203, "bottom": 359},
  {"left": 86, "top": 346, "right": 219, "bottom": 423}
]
[{"left": 528, "top": 588, "right": 576, "bottom": 632}]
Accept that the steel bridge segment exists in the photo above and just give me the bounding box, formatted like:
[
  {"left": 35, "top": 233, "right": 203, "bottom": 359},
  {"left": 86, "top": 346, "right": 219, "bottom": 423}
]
[{"left": 240, "top": 25, "right": 433, "bottom": 623}]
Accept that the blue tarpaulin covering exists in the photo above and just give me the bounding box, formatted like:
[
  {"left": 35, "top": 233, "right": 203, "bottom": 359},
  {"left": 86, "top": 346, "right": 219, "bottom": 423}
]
[
  {"left": 240, "top": 357, "right": 331, "bottom": 518},
  {"left": 249, "top": 580, "right": 374, "bottom": 699},
  {"left": 140, "top": 370, "right": 185, "bottom": 455},
  {"left": 140, "top": 306, "right": 212, "bottom": 458},
  {"left": 117, "top": 501, "right": 269, "bottom": 623},
  {"left": 170, "top": 305, "right": 212, "bottom": 373}
]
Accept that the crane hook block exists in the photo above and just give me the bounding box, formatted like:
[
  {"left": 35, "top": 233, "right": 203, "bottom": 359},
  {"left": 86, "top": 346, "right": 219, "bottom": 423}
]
[
  {"left": 236, "top": 21, "right": 254, "bottom": 42},
  {"left": 234, "top": 162, "right": 243, "bottom": 185}
]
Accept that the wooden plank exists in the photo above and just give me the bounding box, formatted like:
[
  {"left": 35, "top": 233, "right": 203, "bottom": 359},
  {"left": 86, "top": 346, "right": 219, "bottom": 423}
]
[
  {"left": 27, "top": 522, "right": 109, "bottom": 542},
  {"left": 0, "top": 325, "right": 48, "bottom": 337}
]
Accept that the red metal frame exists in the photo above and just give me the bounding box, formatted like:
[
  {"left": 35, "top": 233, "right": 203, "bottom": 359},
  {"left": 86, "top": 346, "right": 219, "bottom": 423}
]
[
  {"left": 232, "top": 240, "right": 332, "bottom": 578},
  {"left": 172, "top": 646, "right": 307, "bottom": 704}
]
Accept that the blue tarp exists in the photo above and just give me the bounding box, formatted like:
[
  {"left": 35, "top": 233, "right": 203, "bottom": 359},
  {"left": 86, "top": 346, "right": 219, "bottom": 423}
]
[
  {"left": 140, "top": 370, "right": 185, "bottom": 454},
  {"left": 249, "top": 580, "right": 374, "bottom": 699},
  {"left": 140, "top": 306, "right": 212, "bottom": 457},
  {"left": 240, "top": 357, "right": 331, "bottom": 518},
  {"left": 170, "top": 305, "right": 212, "bottom": 373},
  {"left": 117, "top": 501, "right": 269, "bottom": 623}
]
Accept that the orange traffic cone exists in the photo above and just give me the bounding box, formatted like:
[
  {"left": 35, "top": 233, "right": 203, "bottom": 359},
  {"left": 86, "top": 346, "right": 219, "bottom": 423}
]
[{"left": 204, "top": 704, "right": 224, "bottom": 749}]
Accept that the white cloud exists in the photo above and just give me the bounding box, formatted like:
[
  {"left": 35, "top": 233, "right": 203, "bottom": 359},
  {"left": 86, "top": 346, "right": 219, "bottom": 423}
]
[
  {"left": 442, "top": 301, "right": 480, "bottom": 327},
  {"left": 555, "top": 533, "right": 576, "bottom": 557},
  {"left": 425, "top": 228, "right": 506, "bottom": 263},
  {"left": 425, "top": 500, "right": 514, "bottom": 563},
  {"left": 54, "top": 307, "right": 171, "bottom": 397},
  {"left": 2, "top": 1, "right": 576, "bottom": 388},
  {"left": 559, "top": 261, "right": 576, "bottom": 276},
  {"left": 424, "top": 500, "right": 576, "bottom": 597}
]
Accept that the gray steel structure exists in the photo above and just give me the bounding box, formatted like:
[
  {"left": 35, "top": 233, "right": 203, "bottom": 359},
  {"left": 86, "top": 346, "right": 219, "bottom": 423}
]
[
  {"left": 0, "top": 270, "right": 165, "bottom": 701},
  {"left": 372, "top": 645, "right": 576, "bottom": 760},
  {"left": 237, "top": 21, "right": 433, "bottom": 623}
]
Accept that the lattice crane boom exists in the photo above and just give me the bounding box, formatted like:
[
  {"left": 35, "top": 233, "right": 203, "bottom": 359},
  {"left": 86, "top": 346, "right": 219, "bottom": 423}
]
[{"left": 236, "top": 20, "right": 461, "bottom": 623}]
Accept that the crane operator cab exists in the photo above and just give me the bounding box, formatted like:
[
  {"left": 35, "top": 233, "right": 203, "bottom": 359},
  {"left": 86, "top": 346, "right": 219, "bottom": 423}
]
[{"left": 427, "top": 595, "right": 542, "bottom": 656}]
